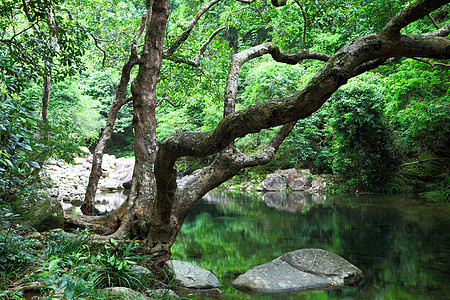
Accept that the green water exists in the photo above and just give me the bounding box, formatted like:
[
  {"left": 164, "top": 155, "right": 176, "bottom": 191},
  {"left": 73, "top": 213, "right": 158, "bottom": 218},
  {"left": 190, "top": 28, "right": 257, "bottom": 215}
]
[{"left": 171, "top": 191, "right": 450, "bottom": 299}]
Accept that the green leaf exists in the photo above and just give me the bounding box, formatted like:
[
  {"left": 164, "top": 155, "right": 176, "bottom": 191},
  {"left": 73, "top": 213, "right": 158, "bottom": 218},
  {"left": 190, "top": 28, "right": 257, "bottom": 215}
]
[{"left": 64, "top": 285, "right": 74, "bottom": 299}]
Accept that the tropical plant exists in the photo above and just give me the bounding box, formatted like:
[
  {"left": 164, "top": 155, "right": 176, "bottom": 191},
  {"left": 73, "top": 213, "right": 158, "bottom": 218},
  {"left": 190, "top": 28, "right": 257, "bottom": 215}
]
[{"left": 328, "top": 74, "right": 397, "bottom": 193}]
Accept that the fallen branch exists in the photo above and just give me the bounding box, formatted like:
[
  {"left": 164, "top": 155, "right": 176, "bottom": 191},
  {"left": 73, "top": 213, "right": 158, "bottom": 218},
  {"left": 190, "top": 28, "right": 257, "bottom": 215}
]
[{"left": 398, "top": 158, "right": 450, "bottom": 168}]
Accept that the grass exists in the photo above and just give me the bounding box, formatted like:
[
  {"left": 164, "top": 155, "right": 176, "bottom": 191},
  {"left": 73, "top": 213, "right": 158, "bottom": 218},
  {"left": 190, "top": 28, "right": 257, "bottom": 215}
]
[{"left": 0, "top": 213, "right": 181, "bottom": 299}]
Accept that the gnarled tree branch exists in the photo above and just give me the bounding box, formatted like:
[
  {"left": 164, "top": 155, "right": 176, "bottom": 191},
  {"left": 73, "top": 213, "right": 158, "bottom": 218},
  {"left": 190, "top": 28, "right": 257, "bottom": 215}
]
[
  {"left": 154, "top": 0, "right": 450, "bottom": 227},
  {"left": 164, "top": 0, "right": 222, "bottom": 56}
]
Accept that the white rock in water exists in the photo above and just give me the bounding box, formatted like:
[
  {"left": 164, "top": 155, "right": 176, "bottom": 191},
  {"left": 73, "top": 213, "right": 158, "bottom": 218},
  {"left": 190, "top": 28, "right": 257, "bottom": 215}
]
[{"left": 168, "top": 260, "right": 221, "bottom": 289}]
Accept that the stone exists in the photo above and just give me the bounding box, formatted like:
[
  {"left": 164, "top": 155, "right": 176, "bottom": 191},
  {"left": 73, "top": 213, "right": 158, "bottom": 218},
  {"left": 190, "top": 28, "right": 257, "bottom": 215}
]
[
  {"left": 168, "top": 260, "right": 221, "bottom": 289},
  {"left": 101, "top": 154, "right": 117, "bottom": 170},
  {"left": 308, "top": 175, "right": 332, "bottom": 194},
  {"left": 70, "top": 198, "right": 83, "bottom": 207},
  {"left": 79, "top": 146, "right": 91, "bottom": 156},
  {"left": 10, "top": 192, "right": 64, "bottom": 232},
  {"left": 261, "top": 174, "right": 287, "bottom": 191},
  {"left": 99, "top": 178, "right": 124, "bottom": 191},
  {"left": 109, "top": 157, "right": 135, "bottom": 184},
  {"left": 286, "top": 169, "right": 311, "bottom": 191},
  {"left": 101, "top": 287, "right": 149, "bottom": 300},
  {"left": 232, "top": 248, "right": 364, "bottom": 295},
  {"left": 131, "top": 265, "right": 152, "bottom": 275},
  {"left": 146, "top": 289, "right": 178, "bottom": 298}
]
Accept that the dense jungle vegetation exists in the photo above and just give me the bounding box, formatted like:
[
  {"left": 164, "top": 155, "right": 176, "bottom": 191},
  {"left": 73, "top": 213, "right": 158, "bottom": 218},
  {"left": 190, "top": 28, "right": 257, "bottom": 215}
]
[
  {"left": 1, "top": 0, "right": 448, "bottom": 202},
  {"left": 0, "top": 0, "right": 449, "bottom": 298}
]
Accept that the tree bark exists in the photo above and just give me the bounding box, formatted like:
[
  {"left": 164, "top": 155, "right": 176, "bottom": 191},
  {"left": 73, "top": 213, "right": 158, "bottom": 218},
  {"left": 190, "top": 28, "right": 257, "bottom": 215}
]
[{"left": 81, "top": 10, "right": 149, "bottom": 215}]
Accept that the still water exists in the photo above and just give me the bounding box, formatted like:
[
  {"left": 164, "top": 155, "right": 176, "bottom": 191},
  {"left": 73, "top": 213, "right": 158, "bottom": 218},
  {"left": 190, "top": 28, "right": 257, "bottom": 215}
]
[{"left": 171, "top": 191, "right": 450, "bottom": 299}]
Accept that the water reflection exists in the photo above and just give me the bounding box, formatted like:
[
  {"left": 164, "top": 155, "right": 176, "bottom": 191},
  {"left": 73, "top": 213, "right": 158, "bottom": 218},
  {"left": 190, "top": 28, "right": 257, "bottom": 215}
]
[
  {"left": 62, "top": 190, "right": 128, "bottom": 215},
  {"left": 262, "top": 192, "right": 326, "bottom": 213},
  {"left": 172, "top": 191, "right": 450, "bottom": 299}
]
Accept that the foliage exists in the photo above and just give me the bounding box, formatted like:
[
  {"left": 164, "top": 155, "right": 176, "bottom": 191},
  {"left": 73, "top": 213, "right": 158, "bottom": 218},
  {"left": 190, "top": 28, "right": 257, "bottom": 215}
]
[
  {"left": 89, "top": 238, "right": 154, "bottom": 289},
  {"left": 0, "top": 97, "right": 44, "bottom": 197},
  {"left": 327, "top": 74, "right": 397, "bottom": 193},
  {"left": 421, "top": 172, "right": 450, "bottom": 203},
  {"left": 39, "top": 256, "right": 97, "bottom": 300},
  {"left": 45, "top": 229, "right": 92, "bottom": 262},
  {"left": 0, "top": 0, "right": 88, "bottom": 82},
  {"left": 383, "top": 59, "right": 450, "bottom": 158},
  {"left": 0, "top": 206, "right": 39, "bottom": 289},
  {"left": 38, "top": 232, "right": 158, "bottom": 298}
]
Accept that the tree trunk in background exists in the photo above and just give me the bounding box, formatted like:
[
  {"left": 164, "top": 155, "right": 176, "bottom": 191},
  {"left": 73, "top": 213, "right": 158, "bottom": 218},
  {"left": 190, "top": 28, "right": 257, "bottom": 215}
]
[
  {"left": 39, "top": 7, "right": 56, "bottom": 141},
  {"left": 81, "top": 10, "right": 148, "bottom": 215},
  {"left": 81, "top": 97, "right": 131, "bottom": 215}
]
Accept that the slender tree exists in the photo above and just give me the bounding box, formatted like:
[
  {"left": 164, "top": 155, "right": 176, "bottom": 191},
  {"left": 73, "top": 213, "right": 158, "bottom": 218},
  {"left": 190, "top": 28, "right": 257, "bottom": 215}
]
[{"left": 71, "top": 0, "right": 450, "bottom": 269}]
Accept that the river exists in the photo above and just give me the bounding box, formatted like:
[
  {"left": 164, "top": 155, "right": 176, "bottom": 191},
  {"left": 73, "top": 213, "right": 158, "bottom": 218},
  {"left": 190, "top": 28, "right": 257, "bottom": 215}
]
[{"left": 170, "top": 191, "right": 450, "bottom": 299}]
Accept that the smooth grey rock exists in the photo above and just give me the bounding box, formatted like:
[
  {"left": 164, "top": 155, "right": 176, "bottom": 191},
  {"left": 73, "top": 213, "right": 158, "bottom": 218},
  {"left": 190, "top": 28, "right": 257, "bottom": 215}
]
[
  {"left": 232, "top": 248, "right": 364, "bottom": 295},
  {"left": 168, "top": 260, "right": 221, "bottom": 289}
]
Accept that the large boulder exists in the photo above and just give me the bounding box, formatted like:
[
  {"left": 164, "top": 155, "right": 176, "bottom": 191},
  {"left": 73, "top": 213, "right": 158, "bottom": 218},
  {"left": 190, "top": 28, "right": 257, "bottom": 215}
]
[
  {"left": 232, "top": 248, "right": 364, "bottom": 295},
  {"left": 308, "top": 175, "right": 333, "bottom": 194},
  {"left": 261, "top": 169, "right": 316, "bottom": 192},
  {"left": 109, "top": 157, "right": 135, "bottom": 185},
  {"left": 261, "top": 174, "right": 287, "bottom": 191},
  {"left": 279, "top": 169, "right": 311, "bottom": 191},
  {"left": 10, "top": 192, "right": 64, "bottom": 232}
]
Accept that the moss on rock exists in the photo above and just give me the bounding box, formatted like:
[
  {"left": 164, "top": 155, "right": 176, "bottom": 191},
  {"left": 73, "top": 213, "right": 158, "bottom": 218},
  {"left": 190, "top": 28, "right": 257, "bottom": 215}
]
[{"left": 10, "top": 192, "right": 64, "bottom": 232}]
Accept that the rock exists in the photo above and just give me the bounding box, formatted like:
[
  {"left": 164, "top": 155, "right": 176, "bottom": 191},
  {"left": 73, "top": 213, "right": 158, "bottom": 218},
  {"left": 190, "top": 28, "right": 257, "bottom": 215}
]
[
  {"left": 70, "top": 198, "right": 83, "bottom": 207},
  {"left": 146, "top": 289, "right": 179, "bottom": 298},
  {"left": 10, "top": 192, "right": 64, "bottom": 232},
  {"left": 308, "top": 175, "right": 332, "bottom": 194},
  {"left": 232, "top": 248, "right": 364, "bottom": 295},
  {"left": 261, "top": 174, "right": 287, "bottom": 191},
  {"left": 74, "top": 157, "right": 85, "bottom": 165},
  {"left": 99, "top": 178, "right": 124, "bottom": 191},
  {"left": 284, "top": 169, "right": 311, "bottom": 191},
  {"left": 101, "top": 154, "right": 117, "bottom": 170},
  {"left": 172, "top": 286, "right": 224, "bottom": 298},
  {"left": 168, "top": 260, "right": 221, "bottom": 289},
  {"left": 109, "top": 157, "right": 135, "bottom": 183},
  {"left": 131, "top": 265, "right": 152, "bottom": 275},
  {"left": 101, "top": 287, "right": 150, "bottom": 300},
  {"left": 79, "top": 146, "right": 91, "bottom": 156}
]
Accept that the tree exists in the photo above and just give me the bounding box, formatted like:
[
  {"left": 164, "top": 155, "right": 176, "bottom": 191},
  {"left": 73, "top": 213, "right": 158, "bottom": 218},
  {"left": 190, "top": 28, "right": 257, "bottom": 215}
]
[{"left": 69, "top": 0, "right": 450, "bottom": 269}]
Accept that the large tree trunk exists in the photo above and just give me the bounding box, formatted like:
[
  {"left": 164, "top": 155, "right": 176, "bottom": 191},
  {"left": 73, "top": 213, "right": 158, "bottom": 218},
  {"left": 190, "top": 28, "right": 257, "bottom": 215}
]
[{"left": 108, "top": 0, "right": 173, "bottom": 268}]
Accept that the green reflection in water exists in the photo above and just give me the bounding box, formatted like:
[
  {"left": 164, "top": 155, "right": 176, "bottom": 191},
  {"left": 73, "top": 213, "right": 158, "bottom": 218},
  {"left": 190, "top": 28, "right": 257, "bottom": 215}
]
[{"left": 171, "top": 191, "right": 450, "bottom": 299}]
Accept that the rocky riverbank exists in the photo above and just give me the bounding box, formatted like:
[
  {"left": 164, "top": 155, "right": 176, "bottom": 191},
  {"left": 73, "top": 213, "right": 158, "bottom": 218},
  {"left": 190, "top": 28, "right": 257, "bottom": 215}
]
[{"left": 40, "top": 148, "right": 332, "bottom": 214}]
